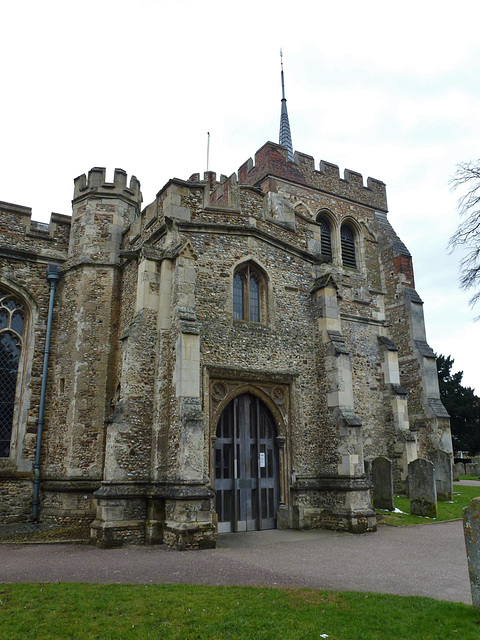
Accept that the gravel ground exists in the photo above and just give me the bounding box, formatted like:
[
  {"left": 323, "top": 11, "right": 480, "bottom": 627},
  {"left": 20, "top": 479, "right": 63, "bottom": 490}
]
[
  {"left": 1, "top": 481, "right": 477, "bottom": 603},
  {"left": 0, "top": 521, "right": 472, "bottom": 604}
]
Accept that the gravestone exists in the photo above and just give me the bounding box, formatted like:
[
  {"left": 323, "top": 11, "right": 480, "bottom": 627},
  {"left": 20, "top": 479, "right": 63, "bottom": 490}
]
[
  {"left": 463, "top": 497, "right": 480, "bottom": 608},
  {"left": 408, "top": 458, "right": 437, "bottom": 518},
  {"left": 427, "top": 449, "right": 453, "bottom": 501},
  {"left": 371, "top": 456, "right": 394, "bottom": 511},
  {"left": 465, "top": 463, "right": 475, "bottom": 476},
  {"left": 454, "top": 461, "right": 465, "bottom": 479}
]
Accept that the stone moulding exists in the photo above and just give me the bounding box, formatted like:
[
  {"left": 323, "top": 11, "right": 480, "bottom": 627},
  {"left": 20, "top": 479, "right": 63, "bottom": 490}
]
[
  {"left": 291, "top": 476, "right": 372, "bottom": 492},
  {"left": 176, "top": 221, "right": 322, "bottom": 264},
  {"left": 41, "top": 479, "right": 102, "bottom": 492},
  {"left": 93, "top": 482, "right": 214, "bottom": 501}
]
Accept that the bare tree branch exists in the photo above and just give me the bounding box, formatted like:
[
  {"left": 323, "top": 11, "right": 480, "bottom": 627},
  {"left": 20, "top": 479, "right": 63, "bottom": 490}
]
[{"left": 449, "top": 160, "right": 480, "bottom": 318}]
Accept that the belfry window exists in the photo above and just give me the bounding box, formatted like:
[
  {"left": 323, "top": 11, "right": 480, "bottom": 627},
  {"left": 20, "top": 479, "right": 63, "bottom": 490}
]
[
  {"left": 0, "top": 293, "right": 25, "bottom": 457},
  {"left": 233, "top": 263, "right": 266, "bottom": 323},
  {"left": 341, "top": 223, "right": 357, "bottom": 268},
  {"left": 317, "top": 215, "right": 333, "bottom": 261}
]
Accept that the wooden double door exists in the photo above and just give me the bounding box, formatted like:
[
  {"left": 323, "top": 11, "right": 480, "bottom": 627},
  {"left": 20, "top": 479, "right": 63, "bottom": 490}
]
[{"left": 214, "top": 393, "right": 279, "bottom": 533}]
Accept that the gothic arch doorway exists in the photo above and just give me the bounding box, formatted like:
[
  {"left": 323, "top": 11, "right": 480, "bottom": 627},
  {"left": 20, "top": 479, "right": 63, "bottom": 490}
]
[{"left": 214, "top": 393, "right": 279, "bottom": 533}]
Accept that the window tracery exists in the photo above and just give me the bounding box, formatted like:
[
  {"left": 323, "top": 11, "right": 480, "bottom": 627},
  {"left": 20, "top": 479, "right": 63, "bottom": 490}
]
[
  {"left": 233, "top": 263, "right": 266, "bottom": 323},
  {"left": 0, "top": 293, "right": 25, "bottom": 457}
]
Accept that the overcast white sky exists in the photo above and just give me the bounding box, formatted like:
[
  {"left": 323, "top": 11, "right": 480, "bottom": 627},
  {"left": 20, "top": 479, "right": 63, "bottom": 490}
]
[{"left": 1, "top": 0, "right": 479, "bottom": 392}]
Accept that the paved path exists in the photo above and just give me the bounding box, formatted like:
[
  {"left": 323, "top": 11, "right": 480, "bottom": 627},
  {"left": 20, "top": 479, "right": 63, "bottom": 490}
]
[{"left": 0, "top": 521, "right": 471, "bottom": 604}]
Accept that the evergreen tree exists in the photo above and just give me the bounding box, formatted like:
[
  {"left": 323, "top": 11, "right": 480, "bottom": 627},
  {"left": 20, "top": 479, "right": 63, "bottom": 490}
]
[{"left": 436, "top": 354, "right": 480, "bottom": 454}]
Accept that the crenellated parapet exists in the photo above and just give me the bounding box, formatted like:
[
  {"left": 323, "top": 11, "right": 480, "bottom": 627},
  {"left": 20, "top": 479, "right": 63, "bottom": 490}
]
[
  {"left": 73, "top": 167, "right": 142, "bottom": 209},
  {"left": 237, "top": 142, "right": 388, "bottom": 211},
  {"left": 0, "top": 201, "right": 71, "bottom": 258},
  {"left": 70, "top": 168, "right": 142, "bottom": 265}
]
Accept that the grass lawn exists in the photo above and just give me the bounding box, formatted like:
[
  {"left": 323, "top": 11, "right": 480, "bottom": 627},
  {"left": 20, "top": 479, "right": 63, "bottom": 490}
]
[
  {"left": 0, "top": 583, "right": 479, "bottom": 640},
  {"left": 377, "top": 483, "right": 480, "bottom": 526}
]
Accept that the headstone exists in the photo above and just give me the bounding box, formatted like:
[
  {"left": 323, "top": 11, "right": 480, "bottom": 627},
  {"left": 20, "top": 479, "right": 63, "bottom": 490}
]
[
  {"left": 453, "top": 463, "right": 460, "bottom": 481},
  {"left": 371, "top": 456, "right": 394, "bottom": 511},
  {"left": 408, "top": 458, "right": 437, "bottom": 518},
  {"left": 427, "top": 449, "right": 453, "bottom": 501},
  {"left": 455, "top": 461, "right": 465, "bottom": 478},
  {"left": 463, "top": 497, "right": 480, "bottom": 608},
  {"left": 465, "top": 463, "right": 474, "bottom": 476}
]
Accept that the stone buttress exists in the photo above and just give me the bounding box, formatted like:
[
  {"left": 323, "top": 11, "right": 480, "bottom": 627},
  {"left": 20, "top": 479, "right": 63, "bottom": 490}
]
[
  {"left": 91, "top": 175, "right": 215, "bottom": 549},
  {"left": 375, "top": 212, "right": 451, "bottom": 465},
  {"left": 308, "top": 274, "right": 376, "bottom": 532},
  {"left": 41, "top": 169, "right": 142, "bottom": 528}
]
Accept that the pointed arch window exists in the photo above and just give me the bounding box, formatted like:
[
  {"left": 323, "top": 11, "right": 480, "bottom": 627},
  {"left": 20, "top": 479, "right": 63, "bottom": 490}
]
[
  {"left": 341, "top": 222, "right": 357, "bottom": 268},
  {"left": 0, "top": 293, "right": 25, "bottom": 457},
  {"left": 317, "top": 214, "right": 333, "bottom": 261},
  {"left": 233, "top": 263, "right": 266, "bottom": 323}
]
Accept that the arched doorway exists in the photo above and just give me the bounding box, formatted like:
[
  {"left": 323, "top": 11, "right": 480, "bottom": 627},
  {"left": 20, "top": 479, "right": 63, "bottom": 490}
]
[{"left": 214, "top": 393, "right": 279, "bottom": 533}]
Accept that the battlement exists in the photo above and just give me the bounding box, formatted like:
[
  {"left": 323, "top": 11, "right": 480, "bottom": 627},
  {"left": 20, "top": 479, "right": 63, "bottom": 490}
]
[
  {"left": 0, "top": 201, "right": 71, "bottom": 254},
  {"left": 73, "top": 167, "right": 143, "bottom": 207},
  {"left": 237, "top": 142, "right": 388, "bottom": 211}
]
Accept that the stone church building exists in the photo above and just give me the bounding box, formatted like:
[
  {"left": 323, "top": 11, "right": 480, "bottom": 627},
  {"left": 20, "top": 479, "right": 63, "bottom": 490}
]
[{"left": 0, "top": 69, "right": 451, "bottom": 549}]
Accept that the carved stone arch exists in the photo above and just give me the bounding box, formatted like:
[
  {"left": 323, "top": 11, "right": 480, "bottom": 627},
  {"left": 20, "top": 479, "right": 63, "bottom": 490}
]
[
  {"left": 315, "top": 209, "right": 337, "bottom": 263},
  {"left": 211, "top": 382, "right": 287, "bottom": 440},
  {"left": 339, "top": 215, "right": 362, "bottom": 236},
  {"left": 231, "top": 255, "right": 269, "bottom": 281},
  {"left": 315, "top": 207, "right": 337, "bottom": 227},
  {"left": 0, "top": 278, "right": 40, "bottom": 318}
]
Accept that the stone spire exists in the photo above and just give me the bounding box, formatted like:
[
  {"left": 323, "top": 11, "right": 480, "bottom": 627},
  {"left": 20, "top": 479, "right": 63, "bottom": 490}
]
[{"left": 279, "top": 49, "right": 294, "bottom": 162}]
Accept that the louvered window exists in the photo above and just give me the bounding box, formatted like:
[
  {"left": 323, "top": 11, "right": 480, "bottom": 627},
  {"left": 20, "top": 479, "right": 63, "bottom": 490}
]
[
  {"left": 341, "top": 223, "right": 356, "bottom": 268},
  {"left": 318, "top": 216, "right": 333, "bottom": 261},
  {"left": 0, "top": 294, "right": 25, "bottom": 457},
  {"left": 233, "top": 263, "right": 265, "bottom": 323}
]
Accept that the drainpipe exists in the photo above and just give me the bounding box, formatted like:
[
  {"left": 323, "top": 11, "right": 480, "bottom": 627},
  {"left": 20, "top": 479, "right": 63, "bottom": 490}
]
[{"left": 32, "top": 263, "right": 61, "bottom": 522}]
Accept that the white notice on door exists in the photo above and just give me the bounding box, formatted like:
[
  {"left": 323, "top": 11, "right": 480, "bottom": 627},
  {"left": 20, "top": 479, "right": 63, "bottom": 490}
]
[{"left": 259, "top": 452, "right": 266, "bottom": 467}]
